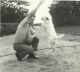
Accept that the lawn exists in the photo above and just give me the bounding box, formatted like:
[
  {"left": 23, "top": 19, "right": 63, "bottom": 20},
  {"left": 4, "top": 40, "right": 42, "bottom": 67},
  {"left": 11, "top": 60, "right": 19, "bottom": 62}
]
[{"left": 0, "top": 26, "right": 80, "bottom": 72}]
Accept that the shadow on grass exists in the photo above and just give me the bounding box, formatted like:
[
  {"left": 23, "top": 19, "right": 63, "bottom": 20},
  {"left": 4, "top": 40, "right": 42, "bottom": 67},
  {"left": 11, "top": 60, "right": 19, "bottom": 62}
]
[{"left": 56, "top": 26, "right": 80, "bottom": 36}]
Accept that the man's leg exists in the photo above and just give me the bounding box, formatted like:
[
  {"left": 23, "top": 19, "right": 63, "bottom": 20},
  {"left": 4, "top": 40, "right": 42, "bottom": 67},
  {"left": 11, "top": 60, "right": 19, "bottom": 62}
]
[
  {"left": 27, "top": 37, "right": 39, "bottom": 59},
  {"left": 31, "top": 37, "right": 39, "bottom": 51},
  {"left": 13, "top": 43, "right": 34, "bottom": 61},
  {"left": 24, "top": 38, "right": 39, "bottom": 59}
]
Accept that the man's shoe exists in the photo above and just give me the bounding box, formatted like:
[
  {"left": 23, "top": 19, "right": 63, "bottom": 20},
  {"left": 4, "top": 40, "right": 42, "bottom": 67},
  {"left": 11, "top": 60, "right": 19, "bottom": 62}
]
[
  {"left": 27, "top": 54, "right": 39, "bottom": 59},
  {"left": 15, "top": 53, "right": 23, "bottom": 61}
]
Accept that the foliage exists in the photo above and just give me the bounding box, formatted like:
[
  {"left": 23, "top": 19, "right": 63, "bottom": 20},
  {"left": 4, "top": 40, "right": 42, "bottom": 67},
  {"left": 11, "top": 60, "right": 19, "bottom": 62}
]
[
  {"left": 1, "top": 0, "right": 29, "bottom": 36},
  {"left": 50, "top": 1, "right": 80, "bottom": 27},
  {"left": 1, "top": 23, "right": 18, "bottom": 36},
  {"left": 1, "top": 1, "right": 29, "bottom": 23}
]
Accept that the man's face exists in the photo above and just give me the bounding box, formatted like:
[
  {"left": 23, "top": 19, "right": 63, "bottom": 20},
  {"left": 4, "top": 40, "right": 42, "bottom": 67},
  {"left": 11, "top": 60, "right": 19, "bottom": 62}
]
[{"left": 28, "top": 17, "right": 35, "bottom": 26}]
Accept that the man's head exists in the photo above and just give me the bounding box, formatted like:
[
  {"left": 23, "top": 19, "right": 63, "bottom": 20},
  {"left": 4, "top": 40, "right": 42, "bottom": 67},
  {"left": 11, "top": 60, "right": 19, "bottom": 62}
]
[{"left": 28, "top": 16, "right": 35, "bottom": 27}]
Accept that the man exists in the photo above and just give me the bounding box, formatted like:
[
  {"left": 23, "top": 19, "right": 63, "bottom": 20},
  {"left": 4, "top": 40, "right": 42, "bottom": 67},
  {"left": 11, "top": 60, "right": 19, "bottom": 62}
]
[{"left": 13, "top": 1, "right": 43, "bottom": 61}]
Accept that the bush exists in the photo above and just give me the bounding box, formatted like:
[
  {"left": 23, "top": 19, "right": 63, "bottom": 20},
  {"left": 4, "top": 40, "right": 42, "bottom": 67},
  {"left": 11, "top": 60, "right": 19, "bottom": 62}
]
[
  {"left": 1, "top": 1, "right": 29, "bottom": 36},
  {"left": 1, "top": 23, "right": 18, "bottom": 36},
  {"left": 1, "top": 1, "right": 28, "bottom": 23},
  {"left": 50, "top": 1, "right": 80, "bottom": 27}
]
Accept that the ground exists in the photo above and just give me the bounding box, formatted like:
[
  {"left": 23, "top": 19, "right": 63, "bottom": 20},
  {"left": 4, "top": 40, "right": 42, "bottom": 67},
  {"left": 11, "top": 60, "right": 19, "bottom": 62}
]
[{"left": 0, "top": 26, "right": 80, "bottom": 72}]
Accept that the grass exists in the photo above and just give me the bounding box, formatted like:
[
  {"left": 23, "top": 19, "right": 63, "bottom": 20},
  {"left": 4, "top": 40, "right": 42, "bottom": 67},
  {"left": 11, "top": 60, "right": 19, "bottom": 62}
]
[{"left": 0, "top": 26, "right": 80, "bottom": 72}]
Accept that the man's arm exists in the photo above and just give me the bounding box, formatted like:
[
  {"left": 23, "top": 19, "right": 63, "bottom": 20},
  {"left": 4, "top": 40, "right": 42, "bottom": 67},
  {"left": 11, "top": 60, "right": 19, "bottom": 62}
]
[
  {"left": 30, "top": 25, "right": 37, "bottom": 38},
  {"left": 19, "top": 0, "right": 44, "bottom": 27}
]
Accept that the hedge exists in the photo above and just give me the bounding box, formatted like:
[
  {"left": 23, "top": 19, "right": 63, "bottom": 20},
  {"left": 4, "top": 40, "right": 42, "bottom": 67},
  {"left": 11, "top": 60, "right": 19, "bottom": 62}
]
[
  {"left": 50, "top": 1, "right": 80, "bottom": 27},
  {"left": 1, "top": 23, "right": 18, "bottom": 36},
  {"left": 1, "top": 1, "right": 28, "bottom": 23},
  {"left": 1, "top": 1, "right": 28, "bottom": 36}
]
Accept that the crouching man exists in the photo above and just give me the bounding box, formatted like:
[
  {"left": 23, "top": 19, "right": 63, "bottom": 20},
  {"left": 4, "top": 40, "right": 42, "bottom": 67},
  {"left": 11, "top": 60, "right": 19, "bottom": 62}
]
[{"left": 13, "top": 1, "right": 43, "bottom": 61}]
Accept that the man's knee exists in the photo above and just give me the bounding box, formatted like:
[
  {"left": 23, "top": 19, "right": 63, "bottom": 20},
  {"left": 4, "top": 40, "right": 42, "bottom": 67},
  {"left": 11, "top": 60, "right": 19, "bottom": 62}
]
[
  {"left": 13, "top": 43, "right": 33, "bottom": 55},
  {"left": 26, "top": 46, "right": 33, "bottom": 54}
]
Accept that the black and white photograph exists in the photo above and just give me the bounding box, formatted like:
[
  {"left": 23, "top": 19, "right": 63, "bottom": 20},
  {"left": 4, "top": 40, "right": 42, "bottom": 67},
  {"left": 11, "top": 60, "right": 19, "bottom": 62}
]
[{"left": 0, "top": 0, "right": 80, "bottom": 72}]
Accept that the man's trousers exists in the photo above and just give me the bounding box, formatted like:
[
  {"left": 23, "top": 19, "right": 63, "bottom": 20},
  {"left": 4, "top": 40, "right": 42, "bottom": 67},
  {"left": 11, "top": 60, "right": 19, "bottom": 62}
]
[{"left": 13, "top": 37, "right": 39, "bottom": 58}]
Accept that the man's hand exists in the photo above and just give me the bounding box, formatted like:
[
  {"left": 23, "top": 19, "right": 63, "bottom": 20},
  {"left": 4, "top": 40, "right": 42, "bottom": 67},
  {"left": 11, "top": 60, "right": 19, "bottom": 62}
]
[{"left": 28, "top": 35, "right": 36, "bottom": 43}]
